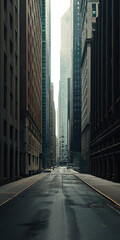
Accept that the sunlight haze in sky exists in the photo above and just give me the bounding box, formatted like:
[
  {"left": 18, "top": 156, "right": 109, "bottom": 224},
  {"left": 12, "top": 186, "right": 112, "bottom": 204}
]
[{"left": 51, "top": 0, "right": 70, "bottom": 113}]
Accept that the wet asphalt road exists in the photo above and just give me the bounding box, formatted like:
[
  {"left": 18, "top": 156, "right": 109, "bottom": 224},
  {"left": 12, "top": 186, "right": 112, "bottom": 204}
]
[{"left": 0, "top": 167, "right": 120, "bottom": 240}]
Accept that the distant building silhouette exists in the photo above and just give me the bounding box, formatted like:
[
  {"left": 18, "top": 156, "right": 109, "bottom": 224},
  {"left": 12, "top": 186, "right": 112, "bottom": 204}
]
[{"left": 58, "top": 8, "right": 71, "bottom": 164}]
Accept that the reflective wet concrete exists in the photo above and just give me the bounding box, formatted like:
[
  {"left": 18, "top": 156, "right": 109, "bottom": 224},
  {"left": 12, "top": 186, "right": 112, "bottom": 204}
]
[{"left": 0, "top": 167, "right": 120, "bottom": 240}]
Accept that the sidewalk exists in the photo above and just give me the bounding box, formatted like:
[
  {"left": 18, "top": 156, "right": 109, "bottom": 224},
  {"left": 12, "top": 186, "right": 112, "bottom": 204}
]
[
  {"left": 70, "top": 169, "right": 120, "bottom": 207},
  {"left": 0, "top": 172, "right": 49, "bottom": 206}
]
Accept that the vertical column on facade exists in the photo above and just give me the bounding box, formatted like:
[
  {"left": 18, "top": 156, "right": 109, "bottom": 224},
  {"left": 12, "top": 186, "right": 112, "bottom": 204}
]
[
  {"left": 102, "top": 156, "right": 106, "bottom": 179},
  {"left": 94, "top": 31, "right": 97, "bottom": 136},
  {"left": 112, "top": 0, "right": 120, "bottom": 118},
  {"left": 101, "top": 0, "right": 105, "bottom": 125},
  {"left": 95, "top": 20, "right": 98, "bottom": 135},
  {"left": 106, "top": 0, "right": 112, "bottom": 121},
  {"left": 107, "top": 154, "right": 112, "bottom": 180},
  {"left": 91, "top": 33, "right": 95, "bottom": 139},
  {"left": 98, "top": 3, "right": 101, "bottom": 129},
  {"left": 101, "top": 156, "right": 104, "bottom": 178},
  {"left": 119, "top": 1, "right": 120, "bottom": 102},
  {"left": 0, "top": 1, "right": 3, "bottom": 184},
  {"left": 112, "top": 0, "right": 119, "bottom": 119},
  {"left": 112, "top": 0, "right": 115, "bottom": 118},
  {"left": 112, "top": 154, "right": 119, "bottom": 182},
  {"left": 103, "top": 1, "right": 106, "bottom": 122},
  {"left": 93, "top": 158, "right": 95, "bottom": 175},
  {"left": 98, "top": 157, "right": 102, "bottom": 178}
]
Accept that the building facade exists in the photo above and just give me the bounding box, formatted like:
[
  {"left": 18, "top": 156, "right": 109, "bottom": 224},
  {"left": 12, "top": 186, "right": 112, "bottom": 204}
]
[
  {"left": 67, "top": 78, "right": 70, "bottom": 164},
  {"left": 58, "top": 8, "right": 71, "bottom": 164},
  {"left": 80, "top": 0, "right": 99, "bottom": 172},
  {"left": 0, "top": 0, "right": 20, "bottom": 185},
  {"left": 42, "top": 0, "right": 51, "bottom": 168},
  {"left": 20, "top": 0, "right": 42, "bottom": 176},
  {"left": 70, "top": 0, "right": 82, "bottom": 170},
  {"left": 90, "top": 0, "right": 120, "bottom": 182},
  {"left": 50, "top": 83, "right": 56, "bottom": 167}
]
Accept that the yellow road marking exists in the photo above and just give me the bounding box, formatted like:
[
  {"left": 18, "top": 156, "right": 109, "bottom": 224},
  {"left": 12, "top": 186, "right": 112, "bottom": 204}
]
[
  {"left": 108, "top": 204, "right": 120, "bottom": 215},
  {"left": 0, "top": 198, "right": 12, "bottom": 206}
]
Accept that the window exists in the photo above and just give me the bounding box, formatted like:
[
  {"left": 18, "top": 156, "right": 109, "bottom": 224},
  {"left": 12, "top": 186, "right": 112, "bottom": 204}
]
[
  {"left": 10, "top": 14, "right": 13, "bottom": 30},
  {"left": 15, "top": 7, "right": 18, "bottom": 26},
  {"left": 10, "top": 40, "right": 13, "bottom": 55},
  {"left": 92, "top": 4, "right": 96, "bottom": 17},
  {"left": 28, "top": 51, "right": 30, "bottom": 63},
  {"left": 4, "top": 121, "right": 7, "bottom": 137},
  {"left": 4, "top": 144, "right": 7, "bottom": 178},
  {"left": 10, "top": 125, "right": 13, "bottom": 139},
  {"left": 15, "top": 31, "right": 17, "bottom": 46},
  {"left": 4, "top": 86, "right": 7, "bottom": 109},
  {"left": 10, "top": 94, "right": 13, "bottom": 115},
  {"left": 15, "top": 101, "right": 17, "bottom": 119},
  {"left": 4, "top": 24, "right": 7, "bottom": 41},
  {"left": 15, "top": 76, "right": 18, "bottom": 99},
  {"left": 15, "top": 150, "right": 18, "bottom": 176},
  {"left": 10, "top": 65, "right": 13, "bottom": 92},
  {"left": 4, "top": 53, "right": 7, "bottom": 83},
  {"left": 4, "top": 0, "right": 7, "bottom": 12},
  {"left": 28, "top": 154, "right": 31, "bottom": 165},
  {"left": 15, "top": 54, "right": 17, "bottom": 68},
  {"left": 15, "top": 129, "right": 18, "bottom": 142}
]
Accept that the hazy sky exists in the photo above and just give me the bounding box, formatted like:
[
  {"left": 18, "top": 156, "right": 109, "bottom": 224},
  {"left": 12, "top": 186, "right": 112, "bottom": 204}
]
[{"left": 51, "top": 0, "right": 70, "bottom": 113}]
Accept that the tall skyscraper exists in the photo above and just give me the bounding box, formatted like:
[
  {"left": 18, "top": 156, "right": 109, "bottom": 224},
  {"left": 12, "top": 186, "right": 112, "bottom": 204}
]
[
  {"left": 0, "top": 0, "right": 20, "bottom": 185},
  {"left": 20, "top": 0, "right": 42, "bottom": 176},
  {"left": 58, "top": 8, "right": 71, "bottom": 164},
  {"left": 80, "top": 0, "right": 99, "bottom": 172},
  {"left": 42, "top": 0, "right": 51, "bottom": 168},
  {"left": 70, "top": 0, "right": 82, "bottom": 170}
]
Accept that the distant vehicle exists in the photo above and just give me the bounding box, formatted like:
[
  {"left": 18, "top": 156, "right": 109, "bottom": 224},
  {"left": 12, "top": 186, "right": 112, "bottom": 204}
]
[
  {"left": 42, "top": 169, "right": 51, "bottom": 173},
  {"left": 67, "top": 163, "right": 73, "bottom": 169}
]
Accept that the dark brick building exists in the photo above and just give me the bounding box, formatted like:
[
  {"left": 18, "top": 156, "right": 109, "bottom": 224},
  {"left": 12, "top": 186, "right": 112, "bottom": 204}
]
[
  {"left": 0, "top": 0, "right": 20, "bottom": 185},
  {"left": 20, "top": 0, "right": 42, "bottom": 176},
  {"left": 90, "top": 0, "right": 120, "bottom": 182}
]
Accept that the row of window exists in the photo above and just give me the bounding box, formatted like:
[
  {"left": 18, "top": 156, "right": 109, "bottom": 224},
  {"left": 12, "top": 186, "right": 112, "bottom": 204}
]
[
  {"left": 4, "top": 144, "right": 18, "bottom": 178},
  {"left": 4, "top": 87, "right": 18, "bottom": 118},
  {"left": 4, "top": 2, "right": 18, "bottom": 27},
  {"left": 28, "top": 154, "right": 39, "bottom": 166},
  {"left": 4, "top": 53, "right": 18, "bottom": 87},
  {"left": 4, "top": 121, "right": 18, "bottom": 141}
]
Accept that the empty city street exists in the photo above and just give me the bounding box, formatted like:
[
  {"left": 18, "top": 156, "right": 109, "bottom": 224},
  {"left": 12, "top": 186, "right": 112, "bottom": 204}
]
[{"left": 0, "top": 167, "right": 120, "bottom": 240}]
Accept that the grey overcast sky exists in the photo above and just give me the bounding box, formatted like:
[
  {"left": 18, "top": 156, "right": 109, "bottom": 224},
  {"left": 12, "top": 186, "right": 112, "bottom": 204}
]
[{"left": 51, "top": 0, "right": 70, "bottom": 113}]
